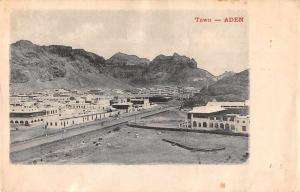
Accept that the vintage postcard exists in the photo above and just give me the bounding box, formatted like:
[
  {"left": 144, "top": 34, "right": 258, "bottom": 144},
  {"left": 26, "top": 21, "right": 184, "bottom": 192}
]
[
  {"left": 0, "top": 0, "right": 299, "bottom": 191},
  {"left": 9, "top": 9, "right": 249, "bottom": 165}
]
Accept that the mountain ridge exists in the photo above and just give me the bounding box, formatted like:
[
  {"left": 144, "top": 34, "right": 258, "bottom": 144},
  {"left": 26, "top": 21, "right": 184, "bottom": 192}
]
[{"left": 10, "top": 40, "right": 247, "bottom": 95}]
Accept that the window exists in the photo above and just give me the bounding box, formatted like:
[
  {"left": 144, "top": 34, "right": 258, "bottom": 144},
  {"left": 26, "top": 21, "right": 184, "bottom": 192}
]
[
  {"left": 243, "top": 121, "right": 246, "bottom": 123},
  {"left": 20, "top": 120, "right": 24, "bottom": 124},
  {"left": 10, "top": 120, "right": 13, "bottom": 123},
  {"left": 203, "top": 122, "right": 207, "bottom": 127},
  {"left": 55, "top": 122, "right": 57, "bottom": 126},
  {"left": 193, "top": 121, "right": 197, "bottom": 127},
  {"left": 237, "top": 120, "right": 239, "bottom": 123},
  {"left": 50, "top": 122, "right": 52, "bottom": 126},
  {"left": 72, "top": 120, "right": 74, "bottom": 125},
  {"left": 209, "top": 123, "right": 213, "bottom": 128},
  {"left": 193, "top": 113, "right": 204, "bottom": 118},
  {"left": 225, "top": 123, "right": 230, "bottom": 130},
  {"left": 223, "top": 117, "right": 227, "bottom": 121},
  {"left": 230, "top": 117, "right": 234, "bottom": 121},
  {"left": 220, "top": 123, "right": 224, "bottom": 129},
  {"left": 231, "top": 124, "right": 235, "bottom": 130},
  {"left": 242, "top": 126, "right": 247, "bottom": 131},
  {"left": 216, "top": 117, "right": 221, "bottom": 120},
  {"left": 198, "top": 122, "right": 201, "bottom": 127},
  {"left": 215, "top": 123, "right": 219, "bottom": 128},
  {"left": 209, "top": 117, "right": 214, "bottom": 120}
]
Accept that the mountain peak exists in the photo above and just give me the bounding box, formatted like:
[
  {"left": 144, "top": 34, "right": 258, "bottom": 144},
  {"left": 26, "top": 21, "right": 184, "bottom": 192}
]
[
  {"left": 173, "top": 52, "right": 180, "bottom": 57},
  {"left": 12, "top": 40, "right": 34, "bottom": 47},
  {"left": 106, "top": 52, "right": 150, "bottom": 66},
  {"left": 10, "top": 40, "right": 218, "bottom": 91},
  {"left": 217, "top": 71, "right": 236, "bottom": 80}
]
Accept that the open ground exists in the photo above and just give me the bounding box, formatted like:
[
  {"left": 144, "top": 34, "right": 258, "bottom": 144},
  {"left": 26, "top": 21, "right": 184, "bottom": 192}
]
[{"left": 10, "top": 110, "right": 248, "bottom": 164}]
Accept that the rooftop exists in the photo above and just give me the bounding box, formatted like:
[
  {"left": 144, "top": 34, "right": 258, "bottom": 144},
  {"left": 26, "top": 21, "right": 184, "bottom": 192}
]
[
  {"left": 207, "top": 101, "right": 248, "bottom": 107},
  {"left": 189, "top": 105, "right": 226, "bottom": 114}
]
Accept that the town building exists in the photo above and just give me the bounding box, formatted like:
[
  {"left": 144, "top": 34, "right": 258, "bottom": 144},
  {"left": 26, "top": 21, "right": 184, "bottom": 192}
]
[
  {"left": 130, "top": 98, "right": 151, "bottom": 110},
  {"left": 111, "top": 102, "right": 134, "bottom": 113},
  {"left": 44, "top": 110, "right": 119, "bottom": 129},
  {"left": 185, "top": 101, "right": 249, "bottom": 133},
  {"left": 10, "top": 108, "right": 46, "bottom": 127}
]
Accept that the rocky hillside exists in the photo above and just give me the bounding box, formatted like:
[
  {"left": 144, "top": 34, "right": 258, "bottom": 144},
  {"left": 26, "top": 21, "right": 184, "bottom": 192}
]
[
  {"left": 200, "top": 69, "right": 249, "bottom": 101},
  {"left": 217, "top": 71, "right": 236, "bottom": 80},
  {"left": 10, "top": 40, "right": 217, "bottom": 92},
  {"left": 105, "top": 52, "right": 216, "bottom": 87},
  {"left": 104, "top": 52, "right": 150, "bottom": 86},
  {"left": 10, "top": 40, "right": 127, "bottom": 93},
  {"left": 146, "top": 53, "right": 215, "bottom": 86},
  {"left": 105, "top": 52, "right": 150, "bottom": 66}
]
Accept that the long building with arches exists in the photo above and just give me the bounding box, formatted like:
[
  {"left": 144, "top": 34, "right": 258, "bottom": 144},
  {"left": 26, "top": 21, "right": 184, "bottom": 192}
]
[{"left": 186, "top": 101, "right": 249, "bottom": 133}]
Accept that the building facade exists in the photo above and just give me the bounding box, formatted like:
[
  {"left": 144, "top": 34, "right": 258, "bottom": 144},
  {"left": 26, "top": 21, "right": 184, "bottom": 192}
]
[{"left": 186, "top": 102, "right": 249, "bottom": 133}]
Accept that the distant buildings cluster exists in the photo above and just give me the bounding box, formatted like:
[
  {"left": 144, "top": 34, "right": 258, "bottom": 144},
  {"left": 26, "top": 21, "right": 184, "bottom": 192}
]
[
  {"left": 131, "top": 86, "right": 201, "bottom": 100},
  {"left": 9, "top": 88, "right": 154, "bottom": 129}
]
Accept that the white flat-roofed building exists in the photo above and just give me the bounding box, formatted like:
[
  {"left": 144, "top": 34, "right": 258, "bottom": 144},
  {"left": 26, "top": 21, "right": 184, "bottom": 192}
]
[
  {"left": 93, "top": 96, "right": 111, "bottom": 108},
  {"left": 112, "top": 102, "right": 133, "bottom": 113},
  {"left": 206, "top": 101, "right": 248, "bottom": 109},
  {"left": 35, "top": 95, "right": 70, "bottom": 103},
  {"left": 186, "top": 102, "right": 249, "bottom": 134},
  {"left": 44, "top": 109, "right": 119, "bottom": 129},
  {"left": 67, "top": 102, "right": 95, "bottom": 110},
  {"left": 130, "top": 98, "right": 151, "bottom": 110},
  {"left": 234, "top": 115, "right": 250, "bottom": 133},
  {"left": 10, "top": 108, "right": 46, "bottom": 127},
  {"left": 10, "top": 100, "right": 37, "bottom": 110}
]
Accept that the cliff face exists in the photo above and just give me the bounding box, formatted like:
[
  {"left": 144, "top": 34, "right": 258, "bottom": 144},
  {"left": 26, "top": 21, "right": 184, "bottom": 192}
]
[
  {"left": 217, "top": 71, "right": 236, "bottom": 80},
  {"left": 146, "top": 53, "right": 215, "bottom": 86},
  {"left": 104, "top": 52, "right": 150, "bottom": 86},
  {"left": 200, "top": 69, "right": 249, "bottom": 101},
  {"left": 10, "top": 40, "right": 218, "bottom": 92},
  {"left": 104, "top": 52, "right": 215, "bottom": 87},
  {"left": 150, "top": 53, "right": 198, "bottom": 72},
  {"left": 105, "top": 52, "right": 150, "bottom": 66},
  {"left": 10, "top": 40, "right": 127, "bottom": 92}
]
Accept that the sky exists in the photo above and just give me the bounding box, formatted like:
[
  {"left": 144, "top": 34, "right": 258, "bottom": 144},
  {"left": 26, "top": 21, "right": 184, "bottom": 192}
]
[{"left": 11, "top": 10, "right": 248, "bottom": 75}]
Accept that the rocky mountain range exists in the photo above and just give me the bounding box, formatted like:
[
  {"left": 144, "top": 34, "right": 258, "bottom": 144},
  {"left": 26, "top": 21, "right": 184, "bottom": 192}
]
[
  {"left": 10, "top": 40, "right": 128, "bottom": 92},
  {"left": 10, "top": 40, "right": 249, "bottom": 100},
  {"left": 105, "top": 52, "right": 216, "bottom": 87},
  {"left": 216, "top": 71, "right": 236, "bottom": 80},
  {"left": 200, "top": 69, "right": 249, "bottom": 101},
  {"left": 105, "top": 52, "right": 150, "bottom": 66},
  {"left": 10, "top": 40, "right": 217, "bottom": 92}
]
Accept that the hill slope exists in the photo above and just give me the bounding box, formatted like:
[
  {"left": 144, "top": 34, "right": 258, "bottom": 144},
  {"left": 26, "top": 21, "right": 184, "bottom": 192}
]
[
  {"left": 104, "top": 52, "right": 216, "bottom": 87},
  {"left": 10, "top": 40, "right": 218, "bottom": 93},
  {"left": 10, "top": 40, "right": 129, "bottom": 93},
  {"left": 217, "top": 71, "right": 236, "bottom": 80},
  {"left": 105, "top": 52, "right": 150, "bottom": 66},
  {"left": 201, "top": 69, "right": 249, "bottom": 101}
]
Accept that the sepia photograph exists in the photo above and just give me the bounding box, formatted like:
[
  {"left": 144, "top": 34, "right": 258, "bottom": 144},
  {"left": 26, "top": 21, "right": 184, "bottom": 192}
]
[{"left": 9, "top": 10, "right": 250, "bottom": 164}]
